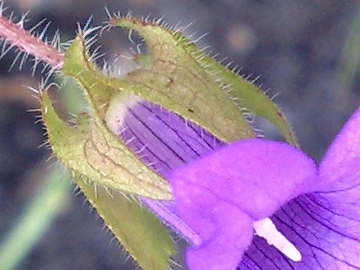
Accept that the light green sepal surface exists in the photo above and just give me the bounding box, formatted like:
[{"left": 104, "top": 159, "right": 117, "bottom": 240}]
[
  {"left": 64, "top": 20, "right": 255, "bottom": 143},
  {"left": 109, "top": 17, "right": 297, "bottom": 145},
  {"left": 74, "top": 173, "right": 175, "bottom": 270},
  {"left": 40, "top": 91, "right": 172, "bottom": 200},
  {"left": 188, "top": 50, "right": 299, "bottom": 146}
]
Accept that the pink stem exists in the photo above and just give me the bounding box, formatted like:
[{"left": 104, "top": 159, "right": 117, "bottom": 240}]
[{"left": 0, "top": 15, "right": 64, "bottom": 69}]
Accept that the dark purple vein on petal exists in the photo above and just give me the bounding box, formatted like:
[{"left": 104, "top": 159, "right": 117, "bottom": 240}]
[{"left": 122, "top": 120, "right": 174, "bottom": 172}]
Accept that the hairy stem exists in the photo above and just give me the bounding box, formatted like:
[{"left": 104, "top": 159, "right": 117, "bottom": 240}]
[{"left": 0, "top": 15, "right": 64, "bottom": 68}]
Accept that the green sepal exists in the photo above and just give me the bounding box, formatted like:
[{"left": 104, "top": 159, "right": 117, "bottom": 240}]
[
  {"left": 74, "top": 173, "right": 175, "bottom": 270},
  {"left": 65, "top": 19, "right": 255, "bottom": 143},
  {"left": 40, "top": 90, "right": 172, "bottom": 200},
  {"left": 186, "top": 49, "right": 299, "bottom": 146},
  {"left": 110, "top": 17, "right": 297, "bottom": 145}
]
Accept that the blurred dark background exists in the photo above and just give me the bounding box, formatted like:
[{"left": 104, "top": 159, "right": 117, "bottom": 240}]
[{"left": 0, "top": 0, "right": 360, "bottom": 269}]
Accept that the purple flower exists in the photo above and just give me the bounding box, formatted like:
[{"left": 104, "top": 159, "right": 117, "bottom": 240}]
[{"left": 109, "top": 95, "right": 360, "bottom": 269}]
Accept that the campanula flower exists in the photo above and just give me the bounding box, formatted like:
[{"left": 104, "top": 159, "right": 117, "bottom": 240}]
[{"left": 40, "top": 15, "right": 325, "bottom": 269}]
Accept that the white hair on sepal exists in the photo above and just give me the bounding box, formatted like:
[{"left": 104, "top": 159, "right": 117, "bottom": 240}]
[
  {"left": 253, "top": 218, "right": 302, "bottom": 262},
  {"left": 103, "top": 185, "right": 114, "bottom": 199},
  {"left": 102, "top": 53, "right": 140, "bottom": 79},
  {"left": 187, "top": 31, "right": 209, "bottom": 44},
  {"left": 172, "top": 20, "right": 194, "bottom": 35},
  {"left": 72, "top": 184, "right": 83, "bottom": 197},
  {"left": 134, "top": 144, "right": 147, "bottom": 155},
  {"left": 74, "top": 18, "right": 106, "bottom": 65},
  {"left": 242, "top": 111, "right": 256, "bottom": 124},
  {"left": 98, "top": 18, "right": 144, "bottom": 79},
  {"left": 145, "top": 160, "right": 161, "bottom": 173},
  {"left": 123, "top": 136, "right": 136, "bottom": 146},
  {"left": 116, "top": 126, "right": 129, "bottom": 137}
]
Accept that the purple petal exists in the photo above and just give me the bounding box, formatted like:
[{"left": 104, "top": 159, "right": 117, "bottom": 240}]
[
  {"left": 168, "top": 139, "right": 317, "bottom": 269},
  {"left": 237, "top": 107, "right": 360, "bottom": 269},
  {"left": 117, "top": 99, "right": 224, "bottom": 175},
  {"left": 319, "top": 104, "right": 360, "bottom": 243},
  {"left": 318, "top": 106, "right": 360, "bottom": 191},
  {"left": 238, "top": 193, "right": 360, "bottom": 269}
]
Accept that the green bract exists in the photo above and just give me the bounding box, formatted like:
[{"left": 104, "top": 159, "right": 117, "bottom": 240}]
[{"left": 40, "top": 16, "right": 297, "bottom": 270}]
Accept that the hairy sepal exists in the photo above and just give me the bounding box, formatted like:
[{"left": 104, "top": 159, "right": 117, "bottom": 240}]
[
  {"left": 194, "top": 55, "right": 298, "bottom": 146},
  {"left": 106, "top": 17, "right": 295, "bottom": 145},
  {"left": 40, "top": 90, "right": 172, "bottom": 200},
  {"left": 163, "top": 21, "right": 297, "bottom": 145},
  {"left": 168, "top": 23, "right": 298, "bottom": 146},
  {"left": 105, "top": 17, "right": 255, "bottom": 142}
]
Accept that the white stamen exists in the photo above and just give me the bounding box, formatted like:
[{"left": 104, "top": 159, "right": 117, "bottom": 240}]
[{"left": 253, "top": 218, "right": 302, "bottom": 262}]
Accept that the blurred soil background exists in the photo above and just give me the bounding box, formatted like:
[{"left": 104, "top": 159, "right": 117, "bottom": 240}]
[{"left": 0, "top": 0, "right": 360, "bottom": 269}]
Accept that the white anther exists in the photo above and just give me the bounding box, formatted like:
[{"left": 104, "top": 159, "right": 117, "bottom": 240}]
[{"left": 253, "top": 218, "right": 302, "bottom": 262}]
